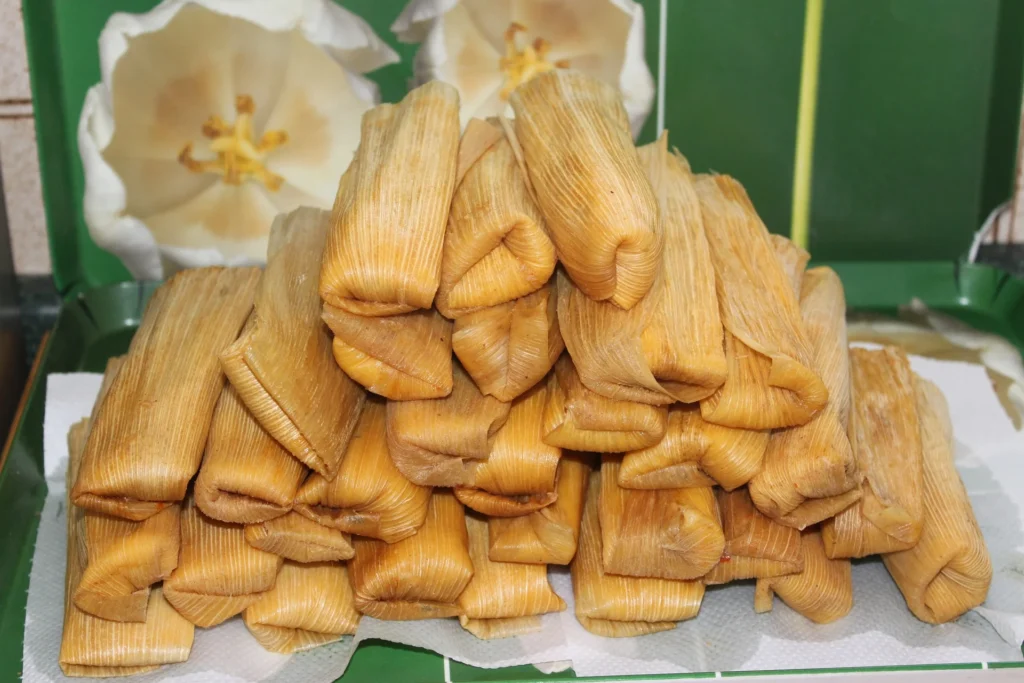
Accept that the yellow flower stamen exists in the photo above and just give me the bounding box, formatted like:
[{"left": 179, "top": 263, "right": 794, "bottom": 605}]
[
  {"left": 178, "top": 94, "right": 288, "bottom": 191},
  {"left": 498, "top": 22, "right": 570, "bottom": 100}
]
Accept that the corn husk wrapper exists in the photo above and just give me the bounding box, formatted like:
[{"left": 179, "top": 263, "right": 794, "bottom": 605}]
[
  {"left": 600, "top": 457, "right": 723, "bottom": 580},
  {"left": 882, "top": 378, "right": 992, "bottom": 623},
  {"left": 489, "top": 452, "right": 592, "bottom": 565},
  {"left": 72, "top": 267, "right": 260, "bottom": 520},
  {"left": 754, "top": 531, "right": 852, "bottom": 624},
  {"left": 386, "top": 363, "right": 511, "bottom": 486},
  {"left": 222, "top": 209, "right": 366, "bottom": 479},
  {"left": 769, "top": 234, "right": 811, "bottom": 294},
  {"left": 245, "top": 512, "right": 354, "bottom": 563},
  {"left": 823, "top": 347, "right": 924, "bottom": 558},
  {"left": 244, "top": 561, "right": 360, "bottom": 653},
  {"left": 695, "top": 175, "right": 827, "bottom": 430},
  {"left": 350, "top": 491, "right": 474, "bottom": 620},
  {"left": 320, "top": 81, "right": 460, "bottom": 316},
  {"left": 543, "top": 354, "right": 667, "bottom": 453},
  {"left": 323, "top": 305, "right": 454, "bottom": 400},
  {"left": 704, "top": 488, "right": 804, "bottom": 585},
  {"left": 510, "top": 71, "right": 661, "bottom": 310},
  {"left": 452, "top": 283, "right": 563, "bottom": 403},
  {"left": 749, "top": 267, "right": 861, "bottom": 529},
  {"left": 164, "top": 503, "right": 283, "bottom": 627},
  {"left": 294, "top": 399, "right": 431, "bottom": 543},
  {"left": 573, "top": 472, "right": 705, "bottom": 637}
]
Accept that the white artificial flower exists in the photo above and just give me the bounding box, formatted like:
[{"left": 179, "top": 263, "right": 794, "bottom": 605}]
[{"left": 79, "top": 0, "right": 398, "bottom": 279}]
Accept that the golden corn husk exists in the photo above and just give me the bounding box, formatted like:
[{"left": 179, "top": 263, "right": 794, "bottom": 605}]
[
  {"left": 386, "top": 363, "right": 511, "bottom": 486},
  {"left": 509, "top": 70, "right": 662, "bottom": 310},
  {"left": 459, "top": 515, "right": 566, "bottom": 639},
  {"left": 754, "top": 531, "right": 852, "bottom": 624},
  {"left": 822, "top": 347, "right": 924, "bottom": 558},
  {"left": 452, "top": 283, "right": 563, "bottom": 402},
  {"left": 194, "top": 384, "right": 306, "bottom": 524},
  {"left": 436, "top": 119, "right": 556, "bottom": 318},
  {"left": 769, "top": 234, "right": 810, "bottom": 294},
  {"left": 573, "top": 473, "right": 705, "bottom": 637},
  {"left": 320, "top": 81, "right": 460, "bottom": 316},
  {"left": 704, "top": 488, "right": 804, "bottom": 584},
  {"left": 542, "top": 354, "right": 667, "bottom": 453},
  {"left": 882, "top": 378, "right": 992, "bottom": 623},
  {"left": 488, "top": 452, "right": 592, "bottom": 565},
  {"left": 163, "top": 503, "right": 283, "bottom": 627},
  {"left": 619, "top": 404, "right": 769, "bottom": 491},
  {"left": 72, "top": 267, "right": 260, "bottom": 520},
  {"left": 245, "top": 512, "right": 354, "bottom": 563},
  {"left": 350, "top": 491, "right": 474, "bottom": 620},
  {"left": 294, "top": 398, "right": 431, "bottom": 543},
  {"left": 454, "top": 384, "right": 560, "bottom": 517},
  {"left": 222, "top": 209, "right": 366, "bottom": 480},
  {"left": 749, "top": 267, "right": 862, "bottom": 529},
  {"left": 323, "top": 305, "right": 454, "bottom": 401},
  {"left": 695, "top": 175, "right": 827, "bottom": 430},
  {"left": 244, "top": 561, "right": 360, "bottom": 653}
]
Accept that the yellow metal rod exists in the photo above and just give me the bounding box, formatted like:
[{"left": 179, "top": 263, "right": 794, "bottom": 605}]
[{"left": 790, "top": 0, "right": 825, "bottom": 250}]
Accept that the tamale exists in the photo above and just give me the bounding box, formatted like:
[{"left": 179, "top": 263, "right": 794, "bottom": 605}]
[
  {"left": 573, "top": 473, "right": 705, "bottom": 637},
  {"left": 769, "top": 234, "right": 810, "bottom": 294},
  {"left": 749, "top": 268, "right": 862, "bottom": 529},
  {"left": 454, "top": 384, "right": 560, "bottom": 517},
  {"left": 754, "top": 531, "right": 852, "bottom": 624},
  {"left": 452, "top": 284, "right": 563, "bottom": 402},
  {"left": 244, "top": 561, "right": 360, "bottom": 653},
  {"left": 245, "top": 512, "right": 354, "bottom": 563},
  {"left": 695, "top": 175, "right": 827, "bottom": 430},
  {"left": 704, "top": 489, "right": 804, "bottom": 584},
  {"left": 72, "top": 266, "right": 260, "bottom": 520},
  {"left": 194, "top": 384, "right": 306, "bottom": 524},
  {"left": 599, "top": 457, "right": 724, "bottom": 580},
  {"left": 294, "top": 398, "right": 431, "bottom": 543},
  {"left": 386, "top": 363, "right": 511, "bottom": 487},
  {"left": 489, "top": 452, "right": 591, "bottom": 564},
  {"left": 323, "top": 304, "right": 453, "bottom": 400},
  {"left": 221, "top": 209, "right": 366, "bottom": 479},
  {"left": 882, "top": 378, "right": 992, "bottom": 623},
  {"left": 822, "top": 347, "right": 924, "bottom": 558},
  {"left": 542, "top": 354, "right": 667, "bottom": 453},
  {"left": 619, "top": 404, "right": 769, "bottom": 491},
  {"left": 164, "top": 503, "right": 283, "bottom": 627},
  {"left": 350, "top": 491, "right": 474, "bottom": 620},
  {"left": 320, "top": 81, "right": 460, "bottom": 316},
  {"left": 509, "top": 70, "right": 661, "bottom": 310},
  {"left": 458, "top": 515, "right": 566, "bottom": 639}
]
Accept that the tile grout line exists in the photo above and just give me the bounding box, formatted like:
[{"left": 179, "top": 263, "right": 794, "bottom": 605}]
[
  {"left": 656, "top": 0, "right": 668, "bottom": 136},
  {"left": 789, "top": 0, "right": 825, "bottom": 250}
]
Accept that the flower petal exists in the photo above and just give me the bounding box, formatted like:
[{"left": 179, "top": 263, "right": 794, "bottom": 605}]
[
  {"left": 143, "top": 182, "right": 277, "bottom": 252},
  {"left": 509, "top": 0, "right": 631, "bottom": 61}
]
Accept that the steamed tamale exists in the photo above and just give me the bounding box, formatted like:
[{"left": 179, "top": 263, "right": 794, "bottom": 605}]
[
  {"left": 573, "top": 473, "right": 705, "bottom": 637},
  {"left": 882, "top": 378, "right": 991, "bottom": 623},
  {"left": 704, "top": 488, "right": 804, "bottom": 584},
  {"left": 749, "top": 268, "right": 861, "bottom": 529},
  {"left": 164, "top": 503, "right": 283, "bottom": 627},
  {"left": 510, "top": 70, "right": 661, "bottom": 310},
  {"left": 244, "top": 561, "right": 360, "bottom": 653},
  {"left": 452, "top": 284, "right": 563, "bottom": 402},
  {"left": 454, "top": 384, "right": 560, "bottom": 516},
  {"left": 245, "top": 512, "right": 354, "bottom": 563},
  {"left": 72, "top": 267, "right": 260, "bottom": 520},
  {"left": 695, "top": 175, "right": 827, "bottom": 430},
  {"left": 350, "top": 491, "right": 474, "bottom": 620},
  {"left": 489, "top": 452, "right": 591, "bottom": 564},
  {"left": 221, "top": 209, "right": 366, "bottom": 479},
  {"left": 323, "top": 305, "right": 453, "bottom": 400},
  {"left": 458, "top": 515, "right": 566, "bottom": 639},
  {"left": 194, "top": 384, "right": 306, "bottom": 524},
  {"left": 386, "top": 363, "right": 511, "bottom": 486},
  {"left": 600, "top": 457, "right": 724, "bottom": 580},
  {"left": 320, "top": 81, "right": 459, "bottom": 316},
  {"left": 294, "top": 398, "right": 431, "bottom": 543},
  {"left": 542, "top": 354, "right": 667, "bottom": 453},
  {"left": 754, "top": 531, "right": 852, "bottom": 624},
  {"left": 822, "top": 347, "right": 924, "bottom": 558},
  {"left": 769, "top": 234, "right": 810, "bottom": 294}
]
